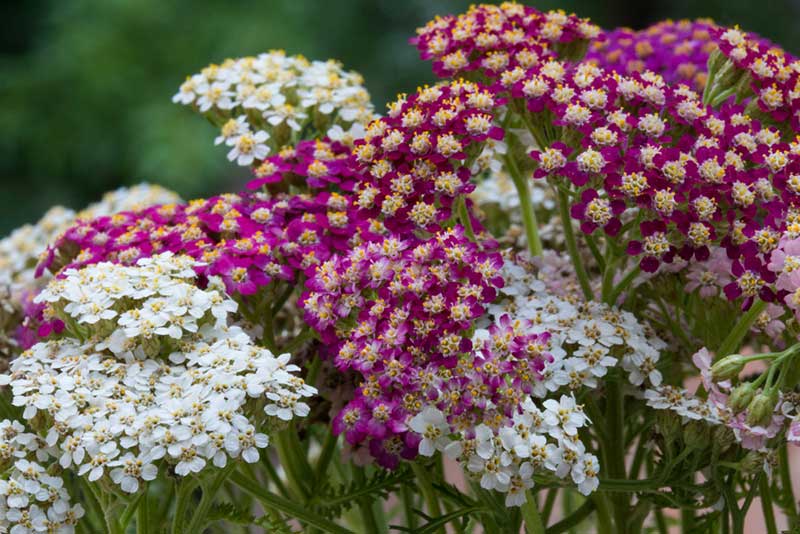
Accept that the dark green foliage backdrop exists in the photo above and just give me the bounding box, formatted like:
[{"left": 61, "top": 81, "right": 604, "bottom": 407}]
[{"left": 1, "top": 0, "right": 798, "bottom": 233}]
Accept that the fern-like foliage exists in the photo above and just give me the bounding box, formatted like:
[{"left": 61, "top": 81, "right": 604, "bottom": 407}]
[
  {"left": 206, "top": 502, "right": 295, "bottom": 533},
  {"left": 316, "top": 467, "right": 414, "bottom": 518}
]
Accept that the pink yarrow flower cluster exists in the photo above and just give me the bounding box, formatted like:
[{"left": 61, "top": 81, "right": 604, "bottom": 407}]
[{"left": 587, "top": 19, "right": 774, "bottom": 93}]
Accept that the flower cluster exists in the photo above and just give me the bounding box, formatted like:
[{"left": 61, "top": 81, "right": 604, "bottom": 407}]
[
  {"left": 643, "top": 348, "right": 791, "bottom": 453},
  {"left": 586, "top": 19, "right": 718, "bottom": 91},
  {"left": 173, "top": 51, "right": 375, "bottom": 167},
  {"left": 0, "top": 419, "right": 84, "bottom": 533},
  {"left": 488, "top": 254, "right": 667, "bottom": 392},
  {"left": 519, "top": 58, "right": 800, "bottom": 315},
  {"left": 301, "top": 227, "right": 516, "bottom": 466},
  {"left": 352, "top": 80, "right": 504, "bottom": 234},
  {"left": 411, "top": 3, "right": 600, "bottom": 81},
  {"left": 410, "top": 394, "right": 598, "bottom": 506},
  {"left": 0, "top": 184, "right": 181, "bottom": 304},
  {"left": 1, "top": 254, "right": 315, "bottom": 493}
]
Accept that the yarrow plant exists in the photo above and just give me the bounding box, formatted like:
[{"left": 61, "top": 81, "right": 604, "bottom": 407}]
[{"left": 5, "top": 3, "right": 800, "bottom": 533}]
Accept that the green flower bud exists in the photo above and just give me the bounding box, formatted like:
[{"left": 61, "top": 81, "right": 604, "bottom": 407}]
[
  {"left": 712, "top": 426, "right": 736, "bottom": 455},
  {"left": 740, "top": 451, "right": 765, "bottom": 475},
  {"left": 746, "top": 391, "right": 778, "bottom": 428},
  {"left": 711, "top": 354, "right": 747, "bottom": 381},
  {"left": 728, "top": 382, "right": 756, "bottom": 413},
  {"left": 683, "top": 421, "right": 710, "bottom": 450}
]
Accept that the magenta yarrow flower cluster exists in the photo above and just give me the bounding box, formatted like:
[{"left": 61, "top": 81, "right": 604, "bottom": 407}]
[
  {"left": 26, "top": 188, "right": 360, "bottom": 348},
  {"left": 517, "top": 59, "right": 800, "bottom": 311},
  {"left": 302, "top": 227, "right": 563, "bottom": 467},
  {"left": 411, "top": 2, "right": 600, "bottom": 81},
  {"left": 352, "top": 80, "right": 504, "bottom": 235}
]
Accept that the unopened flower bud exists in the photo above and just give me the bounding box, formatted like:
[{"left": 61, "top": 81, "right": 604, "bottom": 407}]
[
  {"left": 711, "top": 354, "right": 746, "bottom": 381},
  {"left": 746, "top": 391, "right": 778, "bottom": 428},
  {"left": 728, "top": 383, "right": 756, "bottom": 413},
  {"left": 712, "top": 426, "right": 736, "bottom": 454},
  {"left": 683, "top": 421, "right": 710, "bottom": 450},
  {"left": 740, "top": 450, "right": 765, "bottom": 475}
]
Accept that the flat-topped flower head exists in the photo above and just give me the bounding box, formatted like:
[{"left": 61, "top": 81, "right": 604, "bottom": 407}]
[
  {"left": 412, "top": 3, "right": 601, "bottom": 81},
  {"left": 1, "top": 184, "right": 181, "bottom": 358},
  {"left": 37, "top": 188, "right": 360, "bottom": 319},
  {"left": 352, "top": 79, "right": 504, "bottom": 234},
  {"left": 174, "top": 51, "right": 375, "bottom": 167},
  {"left": 302, "top": 227, "right": 509, "bottom": 466},
  {"left": 2, "top": 254, "right": 315, "bottom": 493}
]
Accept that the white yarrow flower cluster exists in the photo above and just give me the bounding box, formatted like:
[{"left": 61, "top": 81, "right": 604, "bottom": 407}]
[
  {"left": 173, "top": 51, "right": 376, "bottom": 166},
  {"left": 410, "top": 395, "right": 599, "bottom": 507},
  {"left": 0, "top": 419, "right": 84, "bottom": 533},
  {"left": 487, "top": 254, "right": 666, "bottom": 393},
  {"left": 1, "top": 253, "right": 315, "bottom": 493}
]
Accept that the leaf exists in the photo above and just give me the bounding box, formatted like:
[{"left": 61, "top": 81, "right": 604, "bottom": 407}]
[
  {"left": 230, "top": 471, "right": 353, "bottom": 534},
  {"left": 412, "top": 506, "right": 487, "bottom": 534},
  {"left": 316, "top": 467, "right": 414, "bottom": 518}
]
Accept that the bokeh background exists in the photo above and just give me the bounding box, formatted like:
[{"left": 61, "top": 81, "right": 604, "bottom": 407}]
[{"left": 2, "top": 0, "right": 799, "bottom": 234}]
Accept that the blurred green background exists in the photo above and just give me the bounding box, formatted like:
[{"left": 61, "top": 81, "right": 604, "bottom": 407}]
[{"left": 2, "top": 0, "right": 799, "bottom": 234}]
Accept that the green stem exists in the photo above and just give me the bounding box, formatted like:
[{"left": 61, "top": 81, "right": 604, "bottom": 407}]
[
  {"left": 401, "top": 485, "right": 418, "bottom": 530},
  {"left": 557, "top": 188, "right": 593, "bottom": 300},
  {"left": 521, "top": 491, "right": 546, "bottom": 534},
  {"left": 230, "top": 470, "right": 354, "bottom": 534},
  {"left": 313, "top": 429, "right": 339, "bottom": 484},
  {"left": 505, "top": 154, "right": 543, "bottom": 256},
  {"left": 352, "top": 468, "right": 381, "bottom": 534},
  {"left": 88, "top": 483, "right": 123, "bottom": 534},
  {"left": 456, "top": 194, "right": 477, "bottom": 242},
  {"left": 275, "top": 430, "right": 309, "bottom": 500},
  {"left": 715, "top": 300, "right": 766, "bottom": 359},
  {"left": 137, "top": 489, "right": 150, "bottom": 534},
  {"left": 119, "top": 490, "right": 146, "bottom": 532},
  {"left": 184, "top": 464, "right": 236, "bottom": 534},
  {"left": 592, "top": 494, "right": 614, "bottom": 534},
  {"left": 760, "top": 475, "right": 779, "bottom": 534},
  {"left": 546, "top": 498, "right": 595, "bottom": 534},
  {"left": 170, "top": 479, "right": 197, "bottom": 534},
  {"left": 542, "top": 488, "right": 558, "bottom": 524},
  {"left": 410, "top": 462, "right": 443, "bottom": 526},
  {"left": 605, "top": 373, "right": 628, "bottom": 534},
  {"left": 607, "top": 265, "right": 641, "bottom": 305},
  {"left": 779, "top": 444, "right": 800, "bottom": 528}
]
